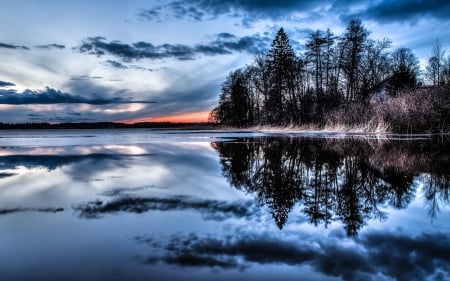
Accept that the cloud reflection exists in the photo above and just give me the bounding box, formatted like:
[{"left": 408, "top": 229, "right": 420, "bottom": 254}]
[
  {"left": 73, "top": 195, "right": 257, "bottom": 221},
  {"left": 0, "top": 154, "right": 123, "bottom": 171},
  {"left": 0, "top": 145, "right": 157, "bottom": 180},
  {"left": 137, "top": 230, "right": 450, "bottom": 281}
]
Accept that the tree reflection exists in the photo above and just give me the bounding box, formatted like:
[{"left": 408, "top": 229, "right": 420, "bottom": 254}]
[{"left": 212, "top": 137, "right": 450, "bottom": 235}]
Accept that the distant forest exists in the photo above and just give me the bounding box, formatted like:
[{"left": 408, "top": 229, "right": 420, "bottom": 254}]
[
  {"left": 0, "top": 122, "right": 215, "bottom": 130},
  {"left": 209, "top": 19, "right": 450, "bottom": 133}
]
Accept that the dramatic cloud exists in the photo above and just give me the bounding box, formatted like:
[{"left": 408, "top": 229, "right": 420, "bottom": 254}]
[
  {"left": 0, "top": 42, "right": 29, "bottom": 50},
  {"left": 0, "top": 207, "right": 64, "bottom": 216},
  {"left": 360, "top": 231, "right": 450, "bottom": 281},
  {"left": 138, "top": 231, "right": 450, "bottom": 281},
  {"left": 0, "top": 80, "right": 15, "bottom": 87},
  {"left": 141, "top": 0, "right": 450, "bottom": 26},
  {"left": 1, "top": 1, "right": 448, "bottom": 123},
  {"left": 139, "top": 0, "right": 329, "bottom": 25},
  {"left": 0, "top": 87, "right": 155, "bottom": 105},
  {"left": 35, "top": 43, "right": 65, "bottom": 49},
  {"left": 345, "top": 0, "right": 450, "bottom": 24},
  {"left": 77, "top": 33, "right": 269, "bottom": 62},
  {"left": 73, "top": 195, "right": 257, "bottom": 221}
]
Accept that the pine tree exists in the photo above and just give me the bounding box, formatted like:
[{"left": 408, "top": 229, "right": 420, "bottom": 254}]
[{"left": 266, "top": 28, "right": 296, "bottom": 124}]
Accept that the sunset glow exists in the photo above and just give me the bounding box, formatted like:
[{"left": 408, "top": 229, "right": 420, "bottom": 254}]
[{"left": 122, "top": 111, "right": 210, "bottom": 123}]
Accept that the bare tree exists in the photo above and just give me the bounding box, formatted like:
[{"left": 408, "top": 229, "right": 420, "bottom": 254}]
[
  {"left": 389, "top": 47, "right": 420, "bottom": 94},
  {"left": 339, "top": 19, "right": 369, "bottom": 102},
  {"left": 426, "top": 39, "right": 446, "bottom": 85}
]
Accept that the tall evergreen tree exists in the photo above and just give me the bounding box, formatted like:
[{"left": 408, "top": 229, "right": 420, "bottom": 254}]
[{"left": 266, "top": 28, "right": 296, "bottom": 124}]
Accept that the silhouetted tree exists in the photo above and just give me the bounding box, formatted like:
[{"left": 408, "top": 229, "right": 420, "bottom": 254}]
[
  {"left": 426, "top": 39, "right": 446, "bottom": 85},
  {"left": 266, "top": 28, "right": 297, "bottom": 124},
  {"left": 359, "top": 38, "right": 391, "bottom": 100},
  {"left": 388, "top": 47, "right": 420, "bottom": 95},
  {"left": 209, "top": 19, "right": 448, "bottom": 133},
  {"left": 339, "top": 19, "right": 369, "bottom": 102},
  {"left": 210, "top": 69, "right": 251, "bottom": 127},
  {"left": 305, "top": 30, "right": 338, "bottom": 119}
]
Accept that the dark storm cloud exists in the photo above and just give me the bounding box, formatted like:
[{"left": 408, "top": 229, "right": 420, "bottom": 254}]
[
  {"left": 140, "top": 0, "right": 329, "bottom": 23},
  {"left": 0, "top": 80, "right": 15, "bottom": 87},
  {"left": 35, "top": 43, "right": 65, "bottom": 49},
  {"left": 77, "top": 33, "right": 269, "bottom": 62},
  {"left": 77, "top": 37, "right": 191, "bottom": 61},
  {"left": 73, "top": 195, "right": 257, "bottom": 221},
  {"left": 342, "top": 0, "right": 450, "bottom": 24},
  {"left": 138, "top": 231, "right": 450, "bottom": 280},
  {"left": 0, "top": 207, "right": 64, "bottom": 216},
  {"left": 0, "top": 87, "right": 155, "bottom": 105},
  {"left": 141, "top": 0, "right": 450, "bottom": 27},
  {"left": 0, "top": 42, "right": 29, "bottom": 50}
]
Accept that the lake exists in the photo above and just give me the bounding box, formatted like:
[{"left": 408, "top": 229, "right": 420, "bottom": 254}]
[{"left": 0, "top": 129, "right": 449, "bottom": 281}]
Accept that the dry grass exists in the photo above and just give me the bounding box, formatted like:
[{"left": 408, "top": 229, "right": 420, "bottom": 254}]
[{"left": 248, "top": 118, "right": 391, "bottom": 135}]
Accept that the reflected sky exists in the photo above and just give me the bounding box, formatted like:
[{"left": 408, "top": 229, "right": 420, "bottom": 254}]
[{"left": 0, "top": 130, "right": 449, "bottom": 281}]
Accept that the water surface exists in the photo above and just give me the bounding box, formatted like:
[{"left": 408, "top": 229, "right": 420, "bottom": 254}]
[{"left": 0, "top": 130, "right": 449, "bottom": 281}]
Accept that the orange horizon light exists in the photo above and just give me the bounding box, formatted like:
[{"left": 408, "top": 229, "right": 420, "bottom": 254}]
[{"left": 120, "top": 111, "right": 210, "bottom": 124}]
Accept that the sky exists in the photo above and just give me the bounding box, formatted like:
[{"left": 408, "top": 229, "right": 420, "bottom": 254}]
[{"left": 0, "top": 0, "right": 449, "bottom": 123}]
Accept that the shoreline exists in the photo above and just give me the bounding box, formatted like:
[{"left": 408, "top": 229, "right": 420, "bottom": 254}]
[{"left": 0, "top": 125, "right": 448, "bottom": 139}]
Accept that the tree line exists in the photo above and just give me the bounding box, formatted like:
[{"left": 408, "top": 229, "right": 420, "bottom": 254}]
[{"left": 209, "top": 19, "right": 450, "bottom": 131}]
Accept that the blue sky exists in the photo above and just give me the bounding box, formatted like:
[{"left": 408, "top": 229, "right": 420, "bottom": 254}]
[{"left": 0, "top": 0, "right": 449, "bottom": 123}]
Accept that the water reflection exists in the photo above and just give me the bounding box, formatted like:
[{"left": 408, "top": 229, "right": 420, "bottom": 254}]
[
  {"left": 135, "top": 229, "right": 450, "bottom": 281},
  {"left": 74, "top": 195, "right": 257, "bottom": 221},
  {"left": 212, "top": 137, "right": 450, "bottom": 235},
  {"left": 0, "top": 154, "right": 123, "bottom": 172},
  {"left": 1, "top": 133, "right": 449, "bottom": 281}
]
